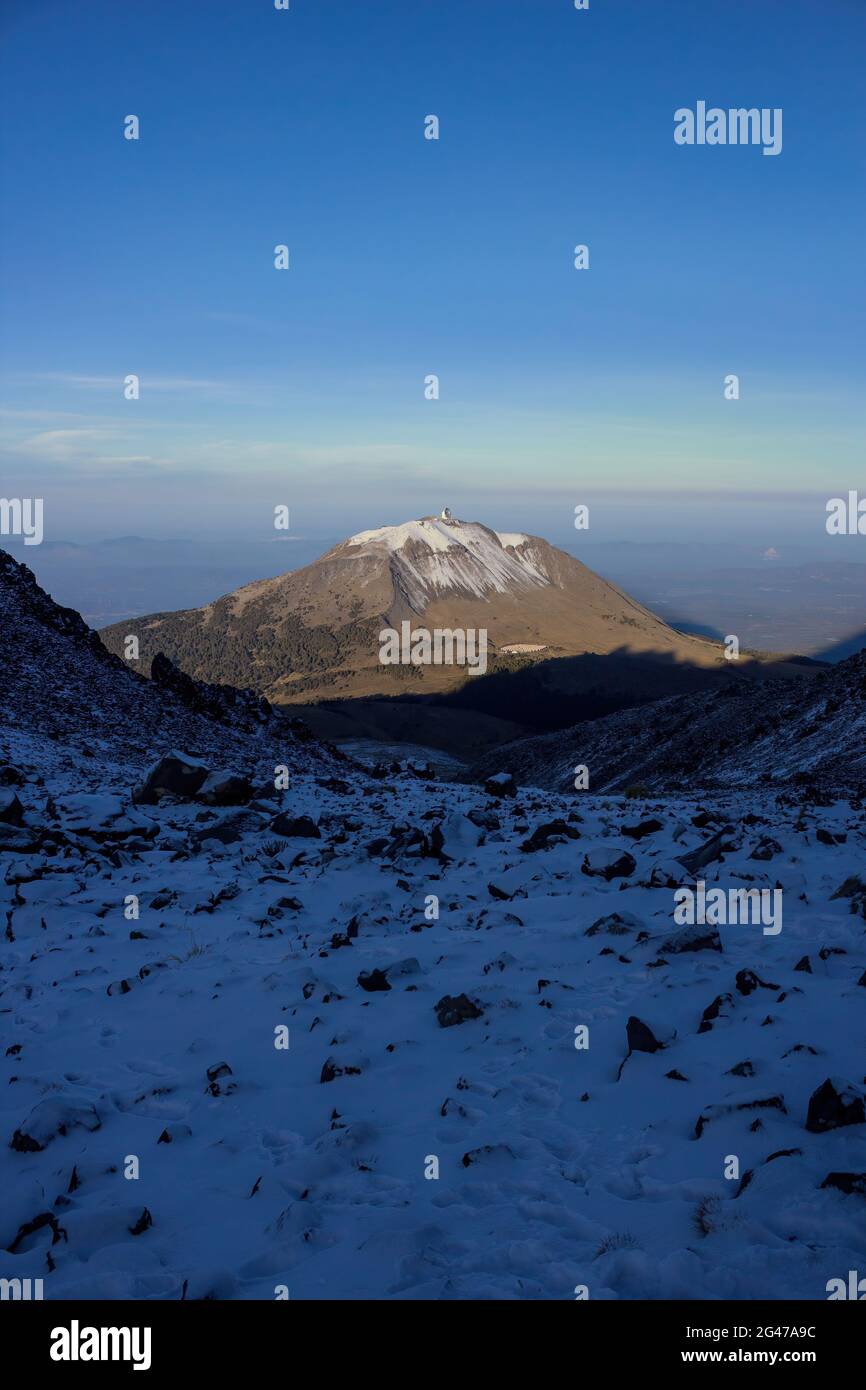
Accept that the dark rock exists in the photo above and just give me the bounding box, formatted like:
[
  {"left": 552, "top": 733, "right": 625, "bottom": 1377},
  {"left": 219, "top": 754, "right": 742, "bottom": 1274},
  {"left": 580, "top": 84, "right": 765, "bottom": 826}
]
[
  {"left": 831, "top": 875, "right": 866, "bottom": 900},
  {"left": 695, "top": 1094, "right": 786, "bottom": 1138},
  {"left": 434, "top": 993, "right": 483, "bottom": 1028},
  {"left": 698, "top": 993, "right": 734, "bottom": 1033},
  {"left": 205, "top": 1061, "right": 235, "bottom": 1096},
  {"left": 805, "top": 1078, "right": 866, "bottom": 1134},
  {"left": 677, "top": 826, "right": 737, "bottom": 875},
  {"left": 270, "top": 813, "right": 320, "bottom": 839},
  {"left": 729, "top": 1060, "right": 755, "bottom": 1077},
  {"left": 749, "top": 837, "right": 782, "bottom": 861},
  {"left": 129, "top": 1208, "right": 153, "bottom": 1236},
  {"left": 581, "top": 848, "right": 636, "bottom": 881},
  {"left": 197, "top": 771, "right": 253, "bottom": 806},
  {"left": 521, "top": 819, "right": 581, "bottom": 853},
  {"left": 820, "top": 1171, "right": 866, "bottom": 1196},
  {"left": 585, "top": 911, "right": 641, "bottom": 937},
  {"left": 319, "top": 1058, "right": 361, "bottom": 1083},
  {"left": 626, "top": 1015, "right": 664, "bottom": 1054},
  {"left": 358, "top": 969, "right": 391, "bottom": 993},
  {"left": 736, "top": 969, "right": 779, "bottom": 996},
  {"left": 7, "top": 1211, "right": 67, "bottom": 1253},
  {"left": 407, "top": 761, "right": 436, "bottom": 781},
  {"left": 483, "top": 773, "right": 516, "bottom": 799},
  {"left": 134, "top": 751, "right": 209, "bottom": 804},
  {"left": 622, "top": 818, "right": 664, "bottom": 840},
  {"left": 0, "top": 788, "right": 24, "bottom": 825},
  {"left": 661, "top": 922, "right": 722, "bottom": 954}
]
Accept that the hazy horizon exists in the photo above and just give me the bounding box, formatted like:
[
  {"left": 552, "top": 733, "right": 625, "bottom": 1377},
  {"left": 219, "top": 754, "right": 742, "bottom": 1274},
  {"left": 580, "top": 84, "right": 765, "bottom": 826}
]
[{"left": 2, "top": 0, "right": 864, "bottom": 546}]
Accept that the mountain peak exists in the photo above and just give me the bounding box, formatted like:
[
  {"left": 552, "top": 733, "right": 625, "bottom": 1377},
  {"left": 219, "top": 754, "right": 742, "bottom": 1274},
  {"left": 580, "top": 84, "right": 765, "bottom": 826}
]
[{"left": 341, "top": 514, "right": 545, "bottom": 606}]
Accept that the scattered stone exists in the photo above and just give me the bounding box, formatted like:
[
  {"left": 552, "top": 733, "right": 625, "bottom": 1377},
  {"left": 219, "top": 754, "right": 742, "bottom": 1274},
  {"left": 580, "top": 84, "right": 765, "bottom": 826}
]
[
  {"left": 820, "top": 1172, "right": 866, "bottom": 1196},
  {"left": 677, "top": 826, "right": 737, "bottom": 875},
  {"left": 698, "top": 993, "right": 734, "bottom": 1033},
  {"left": 0, "top": 788, "right": 24, "bottom": 825},
  {"left": 626, "top": 1015, "right": 664, "bottom": 1054},
  {"left": 134, "top": 751, "right": 209, "bottom": 804},
  {"left": 585, "top": 910, "right": 642, "bottom": 937},
  {"left": 10, "top": 1098, "right": 101, "bottom": 1153},
  {"left": 622, "top": 818, "right": 664, "bottom": 840},
  {"left": 197, "top": 771, "right": 253, "bottom": 806},
  {"left": 695, "top": 1093, "right": 786, "bottom": 1138},
  {"left": 581, "top": 848, "right": 636, "bottom": 881},
  {"left": 358, "top": 969, "right": 391, "bottom": 993},
  {"left": 736, "top": 969, "right": 779, "bottom": 995},
  {"left": 805, "top": 1078, "right": 865, "bottom": 1134},
  {"left": 270, "top": 813, "right": 320, "bottom": 839},
  {"left": 129, "top": 1208, "right": 153, "bottom": 1236},
  {"left": 520, "top": 819, "right": 580, "bottom": 853},
  {"left": 434, "top": 993, "right": 483, "bottom": 1028},
  {"left": 660, "top": 922, "right": 722, "bottom": 954},
  {"left": 483, "top": 772, "right": 516, "bottom": 798}
]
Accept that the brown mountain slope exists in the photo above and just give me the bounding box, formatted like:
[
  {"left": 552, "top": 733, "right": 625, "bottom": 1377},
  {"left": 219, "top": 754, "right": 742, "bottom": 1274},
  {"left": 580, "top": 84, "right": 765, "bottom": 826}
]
[{"left": 99, "top": 514, "right": 810, "bottom": 704}]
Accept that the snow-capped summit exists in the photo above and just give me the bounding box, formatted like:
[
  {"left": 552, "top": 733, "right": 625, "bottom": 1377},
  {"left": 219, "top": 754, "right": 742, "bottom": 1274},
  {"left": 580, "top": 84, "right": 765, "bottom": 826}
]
[
  {"left": 98, "top": 515, "right": 781, "bottom": 705},
  {"left": 343, "top": 515, "right": 547, "bottom": 608}
]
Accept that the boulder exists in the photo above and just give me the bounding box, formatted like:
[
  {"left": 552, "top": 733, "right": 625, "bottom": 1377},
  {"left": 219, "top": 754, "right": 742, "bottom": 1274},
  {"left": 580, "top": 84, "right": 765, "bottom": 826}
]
[
  {"left": 270, "top": 813, "right": 321, "bottom": 839},
  {"left": 0, "top": 788, "right": 24, "bottom": 825},
  {"left": 434, "top": 993, "right": 483, "bottom": 1028},
  {"left": 483, "top": 772, "right": 516, "bottom": 799},
  {"left": 805, "top": 1078, "right": 866, "bottom": 1134},
  {"left": 626, "top": 1015, "right": 664, "bottom": 1054},
  {"left": 197, "top": 771, "right": 253, "bottom": 806},
  {"left": 581, "top": 848, "right": 636, "bottom": 881},
  {"left": 622, "top": 818, "right": 664, "bottom": 840},
  {"left": 134, "top": 751, "right": 209, "bottom": 804},
  {"left": 520, "top": 819, "right": 580, "bottom": 853}
]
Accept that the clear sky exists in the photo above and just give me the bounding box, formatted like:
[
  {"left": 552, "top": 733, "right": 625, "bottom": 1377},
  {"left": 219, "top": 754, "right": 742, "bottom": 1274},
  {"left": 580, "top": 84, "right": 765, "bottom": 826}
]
[{"left": 1, "top": 0, "right": 863, "bottom": 544}]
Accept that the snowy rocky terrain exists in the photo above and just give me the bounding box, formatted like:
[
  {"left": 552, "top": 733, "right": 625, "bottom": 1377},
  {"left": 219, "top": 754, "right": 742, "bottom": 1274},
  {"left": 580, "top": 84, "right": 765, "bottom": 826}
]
[
  {"left": 2, "top": 549, "right": 865, "bottom": 1301},
  {"left": 469, "top": 652, "right": 866, "bottom": 796}
]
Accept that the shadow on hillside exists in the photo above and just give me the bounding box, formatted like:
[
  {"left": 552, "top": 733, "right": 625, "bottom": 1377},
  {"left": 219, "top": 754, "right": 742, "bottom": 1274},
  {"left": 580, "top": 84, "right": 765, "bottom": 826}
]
[
  {"left": 294, "top": 643, "right": 819, "bottom": 760},
  {"left": 814, "top": 628, "right": 866, "bottom": 663}
]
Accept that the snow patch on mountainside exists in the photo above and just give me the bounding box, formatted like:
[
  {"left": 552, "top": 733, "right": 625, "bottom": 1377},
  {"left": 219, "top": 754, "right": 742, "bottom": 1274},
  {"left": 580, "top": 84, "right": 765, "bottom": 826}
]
[{"left": 344, "top": 516, "right": 549, "bottom": 607}]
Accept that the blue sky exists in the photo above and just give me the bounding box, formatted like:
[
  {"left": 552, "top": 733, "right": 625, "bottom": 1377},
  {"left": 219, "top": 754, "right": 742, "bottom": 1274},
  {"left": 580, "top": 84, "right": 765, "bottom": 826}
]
[{"left": 1, "top": 0, "right": 864, "bottom": 544}]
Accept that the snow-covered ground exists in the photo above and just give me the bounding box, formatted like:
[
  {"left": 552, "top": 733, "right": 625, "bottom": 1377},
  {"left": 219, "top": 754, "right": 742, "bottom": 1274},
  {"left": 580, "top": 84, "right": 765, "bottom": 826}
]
[{"left": 2, "top": 724, "right": 865, "bottom": 1301}]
